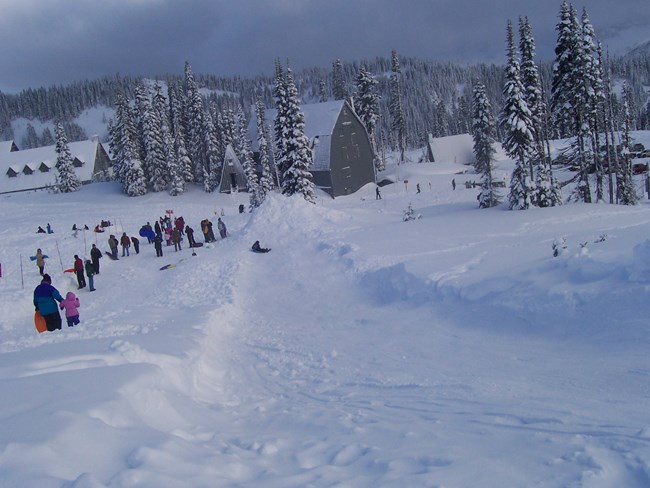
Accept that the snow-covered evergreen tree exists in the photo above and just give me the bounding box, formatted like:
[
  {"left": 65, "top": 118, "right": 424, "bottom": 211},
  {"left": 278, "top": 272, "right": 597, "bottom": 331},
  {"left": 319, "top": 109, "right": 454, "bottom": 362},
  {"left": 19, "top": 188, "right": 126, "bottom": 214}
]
[
  {"left": 202, "top": 110, "right": 221, "bottom": 192},
  {"left": 471, "top": 82, "right": 500, "bottom": 208},
  {"left": 318, "top": 78, "right": 328, "bottom": 103},
  {"left": 151, "top": 83, "right": 175, "bottom": 193},
  {"left": 40, "top": 127, "right": 55, "bottom": 146},
  {"left": 332, "top": 59, "right": 348, "bottom": 101},
  {"left": 389, "top": 50, "right": 406, "bottom": 164},
  {"left": 551, "top": 1, "right": 580, "bottom": 138},
  {"left": 274, "top": 67, "right": 315, "bottom": 202},
  {"left": 354, "top": 65, "right": 383, "bottom": 171},
  {"left": 519, "top": 16, "right": 561, "bottom": 207},
  {"left": 183, "top": 62, "right": 206, "bottom": 183},
  {"left": 135, "top": 83, "right": 168, "bottom": 192},
  {"left": 255, "top": 96, "right": 277, "bottom": 198},
  {"left": 53, "top": 122, "right": 81, "bottom": 193},
  {"left": 617, "top": 83, "right": 638, "bottom": 205},
  {"left": 110, "top": 94, "right": 147, "bottom": 196},
  {"left": 500, "top": 21, "right": 535, "bottom": 210},
  {"left": 168, "top": 82, "right": 193, "bottom": 184}
]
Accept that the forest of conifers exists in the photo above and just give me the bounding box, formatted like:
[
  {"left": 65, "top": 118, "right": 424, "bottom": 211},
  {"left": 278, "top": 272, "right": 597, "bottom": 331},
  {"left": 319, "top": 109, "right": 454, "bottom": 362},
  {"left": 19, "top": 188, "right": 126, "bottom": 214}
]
[{"left": 1, "top": 50, "right": 648, "bottom": 152}]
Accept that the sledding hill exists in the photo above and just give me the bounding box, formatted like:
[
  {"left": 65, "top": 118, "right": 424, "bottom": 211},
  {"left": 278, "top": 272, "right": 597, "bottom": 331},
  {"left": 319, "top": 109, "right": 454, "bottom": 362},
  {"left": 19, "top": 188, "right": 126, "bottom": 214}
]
[{"left": 1, "top": 148, "right": 650, "bottom": 486}]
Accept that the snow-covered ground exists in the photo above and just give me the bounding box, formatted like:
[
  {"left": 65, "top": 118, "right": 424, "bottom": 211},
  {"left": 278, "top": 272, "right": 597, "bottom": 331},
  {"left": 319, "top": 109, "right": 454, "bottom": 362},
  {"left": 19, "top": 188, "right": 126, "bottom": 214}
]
[{"left": 2, "top": 143, "right": 650, "bottom": 487}]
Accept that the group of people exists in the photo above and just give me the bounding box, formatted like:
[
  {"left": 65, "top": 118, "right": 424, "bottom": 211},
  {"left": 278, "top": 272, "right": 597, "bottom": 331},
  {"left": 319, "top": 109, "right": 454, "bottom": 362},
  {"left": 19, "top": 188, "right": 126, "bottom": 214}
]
[{"left": 31, "top": 210, "right": 264, "bottom": 333}]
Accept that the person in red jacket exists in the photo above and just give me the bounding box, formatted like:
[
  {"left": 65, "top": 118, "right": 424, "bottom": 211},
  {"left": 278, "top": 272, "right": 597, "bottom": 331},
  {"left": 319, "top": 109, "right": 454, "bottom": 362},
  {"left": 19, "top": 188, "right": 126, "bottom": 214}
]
[{"left": 73, "top": 255, "right": 86, "bottom": 289}]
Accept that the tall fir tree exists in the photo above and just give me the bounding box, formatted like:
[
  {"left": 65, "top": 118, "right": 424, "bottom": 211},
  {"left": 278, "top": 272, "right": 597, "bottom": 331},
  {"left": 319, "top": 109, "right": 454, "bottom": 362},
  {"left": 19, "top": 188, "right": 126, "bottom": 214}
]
[
  {"left": 471, "top": 82, "right": 500, "bottom": 208},
  {"left": 135, "top": 83, "right": 167, "bottom": 192},
  {"left": 354, "top": 65, "right": 383, "bottom": 171},
  {"left": 274, "top": 67, "right": 315, "bottom": 202},
  {"left": 168, "top": 82, "right": 192, "bottom": 187},
  {"left": 551, "top": 1, "right": 580, "bottom": 138},
  {"left": 202, "top": 110, "right": 222, "bottom": 192},
  {"left": 151, "top": 83, "right": 175, "bottom": 192},
  {"left": 110, "top": 94, "right": 147, "bottom": 196},
  {"left": 519, "top": 16, "right": 561, "bottom": 207},
  {"left": 617, "top": 82, "right": 638, "bottom": 205},
  {"left": 255, "top": 95, "right": 277, "bottom": 197},
  {"left": 273, "top": 59, "right": 288, "bottom": 184},
  {"left": 183, "top": 61, "right": 206, "bottom": 183},
  {"left": 389, "top": 50, "right": 406, "bottom": 163},
  {"left": 500, "top": 21, "right": 535, "bottom": 210},
  {"left": 332, "top": 59, "right": 348, "bottom": 101},
  {"left": 53, "top": 122, "right": 81, "bottom": 193}
]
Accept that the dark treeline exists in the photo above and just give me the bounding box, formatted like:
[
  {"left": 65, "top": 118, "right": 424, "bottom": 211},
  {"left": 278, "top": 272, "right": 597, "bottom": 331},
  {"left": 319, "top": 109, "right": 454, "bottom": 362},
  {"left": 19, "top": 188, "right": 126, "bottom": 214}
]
[{"left": 0, "top": 51, "right": 648, "bottom": 151}]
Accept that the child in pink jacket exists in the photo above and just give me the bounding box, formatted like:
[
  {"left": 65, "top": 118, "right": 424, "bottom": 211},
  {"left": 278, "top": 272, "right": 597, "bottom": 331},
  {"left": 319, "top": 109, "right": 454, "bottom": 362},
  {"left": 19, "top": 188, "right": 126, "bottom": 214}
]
[{"left": 59, "top": 291, "right": 81, "bottom": 327}]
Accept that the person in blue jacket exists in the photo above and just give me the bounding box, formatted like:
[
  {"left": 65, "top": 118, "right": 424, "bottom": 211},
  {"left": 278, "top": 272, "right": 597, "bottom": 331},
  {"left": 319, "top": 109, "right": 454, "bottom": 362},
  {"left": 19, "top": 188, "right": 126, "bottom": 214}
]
[{"left": 33, "top": 274, "right": 64, "bottom": 331}]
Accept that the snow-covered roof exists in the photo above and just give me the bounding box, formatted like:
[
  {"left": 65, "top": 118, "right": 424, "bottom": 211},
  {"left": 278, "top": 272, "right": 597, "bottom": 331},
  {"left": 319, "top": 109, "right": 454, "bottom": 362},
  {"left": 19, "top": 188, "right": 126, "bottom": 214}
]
[
  {"left": 0, "top": 139, "right": 102, "bottom": 194},
  {"left": 0, "top": 140, "right": 17, "bottom": 153},
  {"left": 248, "top": 100, "right": 347, "bottom": 172}
]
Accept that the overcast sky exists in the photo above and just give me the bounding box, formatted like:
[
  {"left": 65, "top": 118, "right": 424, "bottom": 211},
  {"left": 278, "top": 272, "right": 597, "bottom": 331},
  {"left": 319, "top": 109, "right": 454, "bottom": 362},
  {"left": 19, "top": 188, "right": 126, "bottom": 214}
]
[{"left": 0, "top": 0, "right": 648, "bottom": 93}]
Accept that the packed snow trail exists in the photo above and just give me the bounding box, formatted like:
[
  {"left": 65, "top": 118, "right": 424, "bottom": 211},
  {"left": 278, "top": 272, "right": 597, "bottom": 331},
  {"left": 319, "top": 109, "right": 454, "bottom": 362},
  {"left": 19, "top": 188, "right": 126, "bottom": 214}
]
[{"left": 1, "top": 186, "right": 650, "bottom": 486}]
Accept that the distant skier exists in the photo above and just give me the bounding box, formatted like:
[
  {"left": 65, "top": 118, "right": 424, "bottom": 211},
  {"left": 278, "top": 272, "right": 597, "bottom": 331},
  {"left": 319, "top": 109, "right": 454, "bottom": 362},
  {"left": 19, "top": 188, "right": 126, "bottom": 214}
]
[
  {"left": 376, "top": 187, "right": 381, "bottom": 200},
  {"left": 452, "top": 178, "right": 456, "bottom": 190}
]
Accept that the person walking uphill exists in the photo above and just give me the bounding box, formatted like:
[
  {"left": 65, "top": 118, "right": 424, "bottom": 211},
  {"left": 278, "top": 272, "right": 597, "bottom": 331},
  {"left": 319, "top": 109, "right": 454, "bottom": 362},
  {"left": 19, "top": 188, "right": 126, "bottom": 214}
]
[
  {"left": 84, "top": 259, "right": 96, "bottom": 292},
  {"left": 35, "top": 248, "right": 46, "bottom": 276},
  {"left": 33, "top": 274, "right": 64, "bottom": 331},
  {"left": 90, "top": 244, "right": 102, "bottom": 274},
  {"left": 73, "top": 255, "right": 86, "bottom": 289},
  {"left": 59, "top": 291, "right": 81, "bottom": 327}
]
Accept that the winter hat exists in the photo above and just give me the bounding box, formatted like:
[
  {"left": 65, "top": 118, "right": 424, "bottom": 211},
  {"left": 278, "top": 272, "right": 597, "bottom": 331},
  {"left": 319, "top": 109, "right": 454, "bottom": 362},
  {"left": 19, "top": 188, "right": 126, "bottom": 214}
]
[{"left": 42, "top": 274, "right": 51, "bottom": 283}]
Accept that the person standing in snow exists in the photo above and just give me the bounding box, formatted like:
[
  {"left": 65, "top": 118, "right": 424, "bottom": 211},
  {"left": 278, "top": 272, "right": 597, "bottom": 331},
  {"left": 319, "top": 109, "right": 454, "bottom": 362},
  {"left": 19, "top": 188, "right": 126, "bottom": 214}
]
[
  {"left": 153, "top": 233, "right": 163, "bottom": 257},
  {"left": 376, "top": 187, "right": 381, "bottom": 200},
  {"left": 33, "top": 273, "right": 63, "bottom": 331},
  {"left": 452, "top": 178, "right": 456, "bottom": 190},
  {"left": 59, "top": 291, "right": 81, "bottom": 327},
  {"left": 84, "top": 259, "right": 96, "bottom": 292},
  {"left": 90, "top": 244, "right": 102, "bottom": 274},
  {"left": 120, "top": 232, "right": 131, "bottom": 257},
  {"left": 73, "top": 254, "right": 86, "bottom": 289},
  {"left": 217, "top": 218, "right": 227, "bottom": 239},
  {"left": 131, "top": 236, "right": 140, "bottom": 254},
  {"left": 108, "top": 235, "right": 119, "bottom": 259},
  {"left": 172, "top": 228, "right": 182, "bottom": 251},
  {"left": 185, "top": 225, "right": 196, "bottom": 248}
]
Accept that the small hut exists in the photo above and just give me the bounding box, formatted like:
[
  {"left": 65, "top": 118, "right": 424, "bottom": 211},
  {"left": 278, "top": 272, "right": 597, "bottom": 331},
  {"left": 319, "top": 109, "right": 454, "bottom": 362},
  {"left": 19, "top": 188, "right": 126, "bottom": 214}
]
[{"left": 219, "top": 144, "right": 248, "bottom": 193}]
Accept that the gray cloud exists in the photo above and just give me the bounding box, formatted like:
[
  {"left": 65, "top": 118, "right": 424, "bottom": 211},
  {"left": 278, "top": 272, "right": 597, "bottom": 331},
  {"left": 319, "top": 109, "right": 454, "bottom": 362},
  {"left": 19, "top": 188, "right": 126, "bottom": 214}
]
[{"left": 0, "top": 0, "right": 647, "bottom": 93}]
